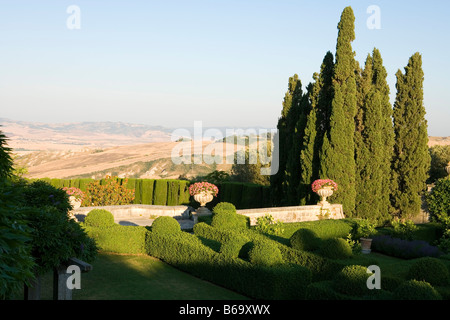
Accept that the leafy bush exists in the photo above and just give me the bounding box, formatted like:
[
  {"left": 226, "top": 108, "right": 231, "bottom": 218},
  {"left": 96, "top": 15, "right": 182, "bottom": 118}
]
[
  {"left": 290, "top": 228, "right": 321, "bottom": 252},
  {"left": 426, "top": 178, "right": 450, "bottom": 224},
  {"left": 27, "top": 206, "right": 98, "bottom": 275},
  {"left": 83, "top": 224, "right": 149, "bottom": 254},
  {"left": 393, "top": 280, "right": 442, "bottom": 300},
  {"left": 248, "top": 240, "right": 284, "bottom": 267},
  {"left": 284, "top": 219, "right": 355, "bottom": 240},
  {"left": 151, "top": 216, "right": 181, "bottom": 234},
  {"left": 211, "top": 211, "right": 248, "bottom": 230},
  {"left": 84, "top": 209, "right": 115, "bottom": 228},
  {"left": 219, "top": 234, "right": 251, "bottom": 258},
  {"left": 318, "top": 238, "right": 353, "bottom": 260},
  {"left": 21, "top": 180, "right": 72, "bottom": 214},
  {"left": 254, "top": 214, "right": 284, "bottom": 236},
  {"left": 406, "top": 257, "right": 450, "bottom": 286},
  {"left": 351, "top": 219, "right": 377, "bottom": 239},
  {"left": 333, "top": 265, "right": 372, "bottom": 296},
  {"left": 306, "top": 281, "right": 347, "bottom": 300},
  {"left": 390, "top": 219, "right": 418, "bottom": 240},
  {"left": 212, "top": 202, "right": 236, "bottom": 215},
  {"left": 83, "top": 175, "right": 135, "bottom": 206},
  {"left": 371, "top": 235, "right": 442, "bottom": 259},
  {"left": 0, "top": 182, "right": 35, "bottom": 300},
  {"left": 428, "top": 145, "right": 450, "bottom": 183}
]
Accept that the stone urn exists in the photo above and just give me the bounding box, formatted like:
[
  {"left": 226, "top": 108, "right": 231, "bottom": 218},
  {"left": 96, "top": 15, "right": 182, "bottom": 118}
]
[
  {"left": 69, "top": 196, "right": 82, "bottom": 210},
  {"left": 316, "top": 186, "right": 334, "bottom": 206},
  {"left": 360, "top": 238, "right": 373, "bottom": 254},
  {"left": 193, "top": 191, "right": 214, "bottom": 216}
]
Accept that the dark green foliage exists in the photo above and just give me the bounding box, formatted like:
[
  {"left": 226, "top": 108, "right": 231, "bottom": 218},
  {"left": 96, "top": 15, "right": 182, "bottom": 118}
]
[
  {"left": 140, "top": 179, "right": 155, "bottom": 204},
  {"left": 406, "top": 257, "right": 449, "bottom": 286},
  {"left": 333, "top": 265, "right": 371, "bottom": 296},
  {"left": 287, "top": 219, "right": 355, "bottom": 240},
  {"left": 391, "top": 53, "right": 431, "bottom": 218},
  {"left": 134, "top": 179, "right": 143, "bottom": 204},
  {"left": 428, "top": 145, "right": 450, "bottom": 183},
  {"left": 0, "top": 129, "right": 13, "bottom": 179},
  {"left": 219, "top": 234, "right": 251, "bottom": 258},
  {"left": 290, "top": 228, "right": 320, "bottom": 251},
  {"left": 153, "top": 179, "right": 168, "bottom": 205},
  {"left": 426, "top": 178, "right": 450, "bottom": 224},
  {"left": 167, "top": 180, "right": 180, "bottom": 206},
  {"left": 393, "top": 280, "right": 442, "bottom": 300},
  {"left": 319, "top": 7, "right": 358, "bottom": 216},
  {"left": 151, "top": 216, "right": 181, "bottom": 235},
  {"left": 83, "top": 224, "right": 149, "bottom": 254},
  {"left": 84, "top": 209, "right": 115, "bottom": 228},
  {"left": 21, "top": 180, "right": 72, "bottom": 214},
  {"left": 318, "top": 238, "right": 353, "bottom": 260},
  {"left": 27, "top": 206, "right": 98, "bottom": 275},
  {"left": 0, "top": 182, "right": 35, "bottom": 300},
  {"left": 248, "top": 240, "right": 284, "bottom": 266},
  {"left": 306, "top": 281, "right": 347, "bottom": 300}
]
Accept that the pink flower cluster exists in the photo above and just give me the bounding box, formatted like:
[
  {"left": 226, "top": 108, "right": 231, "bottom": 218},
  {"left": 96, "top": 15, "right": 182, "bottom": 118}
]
[
  {"left": 311, "top": 179, "right": 338, "bottom": 193},
  {"left": 189, "top": 182, "right": 219, "bottom": 197},
  {"left": 62, "top": 187, "right": 85, "bottom": 201}
]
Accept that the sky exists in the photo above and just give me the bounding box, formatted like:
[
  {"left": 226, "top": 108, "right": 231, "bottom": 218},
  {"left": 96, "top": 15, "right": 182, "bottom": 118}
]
[{"left": 0, "top": 0, "right": 449, "bottom": 136}]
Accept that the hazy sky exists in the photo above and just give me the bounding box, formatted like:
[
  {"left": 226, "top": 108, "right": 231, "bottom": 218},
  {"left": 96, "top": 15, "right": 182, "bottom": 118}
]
[{"left": 0, "top": 0, "right": 449, "bottom": 136}]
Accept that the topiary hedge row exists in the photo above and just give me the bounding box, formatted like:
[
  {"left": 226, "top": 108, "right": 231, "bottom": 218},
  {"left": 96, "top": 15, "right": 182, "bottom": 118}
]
[{"left": 34, "top": 178, "right": 270, "bottom": 209}]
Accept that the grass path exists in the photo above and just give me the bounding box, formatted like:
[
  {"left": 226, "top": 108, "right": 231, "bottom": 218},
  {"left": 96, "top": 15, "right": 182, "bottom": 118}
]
[{"left": 72, "top": 252, "right": 249, "bottom": 300}]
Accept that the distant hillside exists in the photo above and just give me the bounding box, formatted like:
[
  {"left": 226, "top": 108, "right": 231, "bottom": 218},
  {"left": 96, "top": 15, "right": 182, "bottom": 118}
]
[{"left": 0, "top": 118, "right": 173, "bottom": 152}]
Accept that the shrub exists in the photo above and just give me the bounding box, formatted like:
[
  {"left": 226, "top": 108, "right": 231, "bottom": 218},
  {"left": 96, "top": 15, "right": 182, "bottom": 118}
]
[
  {"left": 351, "top": 219, "right": 377, "bottom": 239},
  {"left": 285, "top": 219, "right": 355, "bottom": 240},
  {"left": 318, "top": 238, "right": 353, "bottom": 260},
  {"left": 212, "top": 202, "right": 236, "bottom": 215},
  {"left": 427, "top": 178, "right": 450, "bottom": 224},
  {"left": 220, "top": 235, "right": 251, "bottom": 258},
  {"left": 254, "top": 214, "right": 284, "bottom": 236},
  {"left": 151, "top": 216, "right": 181, "bottom": 234},
  {"left": 406, "top": 257, "right": 450, "bottom": 286},
  {"left": 333, "top": 265, "right": 372, "bottom": 296},
  {"left": 371, "top": 235, "right": 442, "bottom": 259},
  {"left": 83, "top": 176, "right": 135, "bottom": 206},
  {"left": 306, "top": 281, "right": 347, "bottom": 300},
  {"left": 84, "top": 209, "right": 115, "bottom": 228},
  {"left": 211, "top": 211, "right": 247, "bottom": 230},
  {"left": 248, "top": 240, "right": 284, "bottom": 267},
  {"left": 390, "top": 219, "right": 418, "bottom": 240},
  {"left": 290, "top": 228, "right": 321, "bottom": 252},
  {"left": 83, "top": 224, "right": 149, "bottom": 254},
  {"left": 393, "top": 280, "right": 442, "bottom": 300},
  {"left": 21, "top": 180, "right": 72, "bottom": 214}
]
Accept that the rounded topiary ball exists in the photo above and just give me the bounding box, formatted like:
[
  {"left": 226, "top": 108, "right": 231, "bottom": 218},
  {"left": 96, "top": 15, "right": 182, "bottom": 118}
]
[
  {"left": 151, "top": 216, "right": 181, "bottom": 234},
  {"left": 407, "top": 257, "right": 450, "bottom": 286},
  {"left": 333, "top": 265, "right": 371, "bottom": 296},
  {"left": 84, "top": 209, "right": 115, "bottom": 228},
  {"left": 290, "top": 228, "right": 320, "bottom": 252},
  {"left": 212, "top": 202, "right": 237, "bottom": 215},
  {"left": 393, "top": 280, "right": 442, "bottom": 300},
  {"left": 248, "top": 240, "right": 284, "bottom": 267},
  {"left": 318, "top": 238, "right": 353, "bottom": 260},
  {"left": 211, "top": 211, "right": 246, "bottom": 230}
]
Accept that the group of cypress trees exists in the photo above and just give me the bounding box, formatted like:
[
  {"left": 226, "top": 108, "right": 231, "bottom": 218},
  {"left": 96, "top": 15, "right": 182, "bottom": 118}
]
[{"left": 270, "top": 7, "right": 430, "bottom": 223}]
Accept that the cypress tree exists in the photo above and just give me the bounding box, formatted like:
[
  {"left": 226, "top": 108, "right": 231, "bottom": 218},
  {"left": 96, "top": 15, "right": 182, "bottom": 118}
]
[
  {"left": 392, "top": 52, "right": 430, "bottom": 218},
  {"left": 299, "top": 51, "right": 334, "bottom": 205},
  {"left": 354, "top": 54, "right": 385, "bottom": 221},
  {"left": 270, "top": 74, "right": 302, "bottom": 206},
  {"left": 371, "top": 48, "right": 395, "bottom": 219},
  {"left": 319, "top": 6, "right": 358, "bottom": 216}
]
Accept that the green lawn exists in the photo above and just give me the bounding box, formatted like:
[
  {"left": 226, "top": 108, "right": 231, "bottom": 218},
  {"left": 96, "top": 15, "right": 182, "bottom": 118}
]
[
  {"left": 16, "top": 252, "right": 249, "bottom": 300},
  {"left": 74, "top": 253, "right": 249, "bottom": 300}
]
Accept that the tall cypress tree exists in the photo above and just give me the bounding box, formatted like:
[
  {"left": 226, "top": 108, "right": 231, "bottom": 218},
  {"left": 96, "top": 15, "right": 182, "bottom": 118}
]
[
  {"left": 319, "top": 6, "right": 358, "bottom": 216},
  {"left": 270, "top": 74, "right": 302, "bottom": 206},
  {"left": 392, "top": 52, "right": 430, "bottom": 218},
  {"left": 371, "top": 48, "right": 395, "bottom": 219},
  {"left": 299, "top": 51, "right": 334, "bottom": 205},
  {"left": 354, "top": 54, "right": 385, "bottom": 222}
]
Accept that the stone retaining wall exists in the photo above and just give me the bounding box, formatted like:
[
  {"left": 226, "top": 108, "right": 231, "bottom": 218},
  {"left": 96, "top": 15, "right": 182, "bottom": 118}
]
[
  {"left": 73, "top": 204, "right": 194, "bottom": 222},
  {"left": 237, "top": 204, "right": 344, "bottom": 226}
]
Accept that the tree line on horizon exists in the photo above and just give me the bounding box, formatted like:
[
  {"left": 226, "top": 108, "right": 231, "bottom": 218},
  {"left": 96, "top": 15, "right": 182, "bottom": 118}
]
[{"left": 271, "top": 6, "right": 430, "bottom": 223}]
